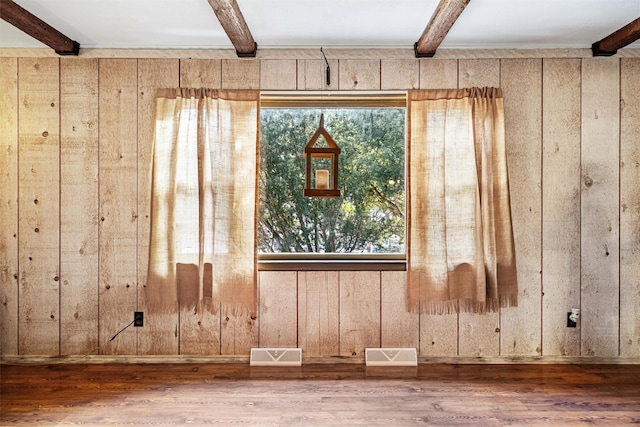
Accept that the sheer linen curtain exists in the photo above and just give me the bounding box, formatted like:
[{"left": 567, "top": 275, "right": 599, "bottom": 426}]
[
  {"left": 147, "top": 89, "right": 259, "bottom": 315},
  {"left": 408, "top": 88, "right": 518, "bottom": 314}
]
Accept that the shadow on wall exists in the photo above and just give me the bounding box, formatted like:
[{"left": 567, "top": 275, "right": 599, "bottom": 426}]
[{"left": 176, "top": 263, "right": 213, "bottom": 309}]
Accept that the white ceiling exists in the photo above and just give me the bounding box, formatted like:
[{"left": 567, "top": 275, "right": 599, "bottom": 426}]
[{"left": 1, "top": 0, "right": 639, "bottom": 51}]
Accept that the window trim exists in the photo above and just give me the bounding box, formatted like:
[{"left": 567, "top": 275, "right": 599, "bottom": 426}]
[
  {"left": 258, "top": 254, "right": 406, "bottom": 271},
  {"left": 258, "top": 91, "right": 408, "bottom": 271},
  {"left": 261, "top": 91, "right": 407, "bottom": 108}
]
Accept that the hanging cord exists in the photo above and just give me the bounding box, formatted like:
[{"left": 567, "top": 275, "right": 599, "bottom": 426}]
[
  {"left": 109, "top": 320, "right": 135, "bottom": 342},
  {"left": 319, "top": 47, "right": 328, "bottom": 138},
  {"left": 320, "top": 47, "right": 330, "bottom": 87}
]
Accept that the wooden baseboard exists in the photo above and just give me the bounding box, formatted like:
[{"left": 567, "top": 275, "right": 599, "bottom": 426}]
[
  {"left": 2, "top": 354, "right": 639, "bottom": 365},
  {"left": 306, "top": 355, "right": 640, "bottom": 365},
  {"left": 418, "top": 356, "right": 640, "bottom": 365},
  {"left": 0, "top": 355, "right": 250, "bottom": 365}
]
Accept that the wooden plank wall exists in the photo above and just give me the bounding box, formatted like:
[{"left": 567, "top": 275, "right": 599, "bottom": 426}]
[
  {"left": 60, "top": 58, "right": 99, "bottom": 354},
  {"left": 177, "top": 59, "right": 222, "bottom": 356},
  {"left": 0, "top": 58, "right": 19, "bottom": 356},
  {"left": 98, "top": 59, "right": 138, "bottom": 355},
  {"left": 581, "top": 58, "right": 620, "bottom": 357},
  {"left": 620, "top": 58, "right": 640, "bottom": 357},
  {"left": 0, "top": 54, "right": 639, "bottom": 360},
  {"left": 17, "top": 58, "right": 60, "bottom": 355},
  {"left": 541, "top": 59, "right": 582, "bottom": 356},
  {"left": 458, "top": 59, "right": 503, "bottom": 357},
  {"left": 137, "top": 59, "right": 180, "bottom": 355}
]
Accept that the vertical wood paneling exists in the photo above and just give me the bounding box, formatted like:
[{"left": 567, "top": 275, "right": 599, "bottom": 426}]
[
  {"left": 178, "top": 60, "right": 221, "bottom": 355},
  {"left": 0, "top": 58, "right": 19, "bottom": 355},
  {"left": 501, "top": 58, "right": 543, "bottom": 356},
  {"left": 339, "top": 271, "right": 380, "bottom": 357},
  {"left": 98, "top": 59, "right": 138, "bottom": 355},
  {"left": 260, "top": 60, "right": 297, "bottom": 90},
  {"left": 298, "top": 271, "right": 339, "bottom": 357},
  {"left": 417, "top": 58, "right": 459, "bottom": 357},
  {"left": 381, "top": 59, "right": 418, "bottom": 89},
  {"left": 218, "top": 61, "right": 259, "bottom": 355},
  {"left": 381, "top": 271, "right": 418, "bottom": 348},
  {"left": 420, "top": 314, "right": 457, "bottom": 357},
  {"left": 620, "top": 58, "right": 640, "bottom": 357},
  {"left": 220, "top": 311, "right": 258, "bottom": 355},
  {"left": 179, "top": 304, "right": 221, "bottom": 355},
  {"left": 258, "top": 271, "right": 297, "bottom": 347},
  {"left": 17, "top": 58, "right": 60, "bottom": 355},
  {"left": 221, "top": 59, "right": 259, "bottom": 89},
  {"left": 60, "top": 58, "right": 99, "bottom": 355},
  {"left": 419, "top": 59, "right": 458, "bottom": 89},
  {"left": 581, "top": 58, "right": 620, "bottom": 357},
  {"left": 338, "top": 60, "right": 380, "bottom": 90},
  {"left": 1, "top": 53, "right": 638, "bottom": 361},
  {"left": 542, "top": 58, "right": 581, "bottom": 356},
  {"left": 457, "top": 59, "right": 501, "bottom": 357},
  {"left": 297, "top": 59, "right": 338, "bottom": 91},
  {"left": 179, "top": 59, "right": 221, "bottom": 88},
  {"left": 458, "top": 59, "right": 500, "bottom": 89},
  {"left": 137, "top": 59, "right": 180, "bottom": 355}
]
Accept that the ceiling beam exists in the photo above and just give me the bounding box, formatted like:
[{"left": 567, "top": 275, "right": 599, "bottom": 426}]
[
  {"left": 0, "top": 0, "right": 79, "bottom": 55},
  {"left": 207, "top": 0, "right": 257, "bottom": 57},
  {"left": 414, "top": 0, "right": 470, "bottom": 58},
  {"left": 592, "top": 17, "right": 640, "bottom": 56}
]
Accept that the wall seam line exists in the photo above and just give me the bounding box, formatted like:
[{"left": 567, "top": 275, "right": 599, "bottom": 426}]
[
  {"left": 58, "top": 57, "right": 62, "bottom": 357},
  {"left": 540, "top": 57, "right": 544, "bottom": 358}
]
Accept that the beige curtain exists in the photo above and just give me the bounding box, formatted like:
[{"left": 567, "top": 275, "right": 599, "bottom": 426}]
[
  {"left": 147, "top": 88, "right": 259, "bottom": 315},
  {"left": 407, "top": 88, "right": 518, "bottom": 314}
]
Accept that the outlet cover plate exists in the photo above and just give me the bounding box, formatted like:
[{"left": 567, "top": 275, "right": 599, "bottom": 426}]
[
  {"left": 567, "top": 312, "right": 576, "bottom": 328},
  {"left": 134, "top": 311, "right": 144, "bottom": 327}
]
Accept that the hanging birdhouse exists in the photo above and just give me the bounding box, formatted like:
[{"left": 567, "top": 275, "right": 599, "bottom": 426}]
[{"left": 304, "top": 113, "right": 341, "bottom": 198}]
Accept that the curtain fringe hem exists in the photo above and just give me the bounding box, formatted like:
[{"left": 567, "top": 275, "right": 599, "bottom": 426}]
[{"left": 409, "top": 293, "right": 518, "bottom": 315}]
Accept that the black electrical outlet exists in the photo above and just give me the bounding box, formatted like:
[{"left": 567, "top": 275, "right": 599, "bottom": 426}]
[
  {"left": 567, "top": 312, "right": 576, "bottom": 328},
  {"left": 134, "top": 311, "right": 144, "bottom": 327}
]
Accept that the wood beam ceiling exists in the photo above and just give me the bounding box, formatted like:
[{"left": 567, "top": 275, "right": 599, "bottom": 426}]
[
  {"left": 207, "top": 0, "right": 257, "bottom": 57},
  {"left": 414, "top": 0, "right": 470, "bottom": 58},
  {"left": 0, "top": 0, "right": 79, "bottom": 55},
  {"left": 592, "top": 17, "right": 640, "bottom": 56}
]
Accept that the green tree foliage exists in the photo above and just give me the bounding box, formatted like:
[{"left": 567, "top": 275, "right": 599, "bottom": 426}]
[{"left": 259, "top": 108, "right": 405, "bottom": 253}]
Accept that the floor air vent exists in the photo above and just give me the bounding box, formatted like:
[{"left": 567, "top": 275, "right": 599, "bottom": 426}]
[
  {"left": 250, "top": 348, "right": 302, "bottom": 366},
  {"left": 365, "top": 348, "right": 417, "bottom": 366}
]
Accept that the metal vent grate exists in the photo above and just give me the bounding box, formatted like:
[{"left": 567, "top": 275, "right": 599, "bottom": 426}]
[
  {"left": 365, "top": 348, "right": 417, "bottom": 366},
  {"left": 250, "top": 348, "right": 302, "bottom": 366}
]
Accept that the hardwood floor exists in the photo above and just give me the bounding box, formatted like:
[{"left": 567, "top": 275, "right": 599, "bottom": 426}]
[{"left": 1, "top": 363, "right": 639, "bottom": 426}]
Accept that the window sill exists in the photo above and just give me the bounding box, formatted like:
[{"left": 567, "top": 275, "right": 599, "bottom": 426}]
[{"left": 258, "top": 254, "right": 406, "bottom": 271}]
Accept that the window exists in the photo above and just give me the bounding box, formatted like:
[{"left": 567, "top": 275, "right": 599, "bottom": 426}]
[{"left": 258, "top": 93, "right": 406, "bottom": 269}]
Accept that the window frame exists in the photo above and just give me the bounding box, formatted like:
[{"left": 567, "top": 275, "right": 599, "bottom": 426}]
[{"left": 258, "top": 91, "right": 408, "bottom": 271}]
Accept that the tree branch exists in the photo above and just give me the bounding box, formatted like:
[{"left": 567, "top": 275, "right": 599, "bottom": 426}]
[{"left": 370, "top": 184, "right": 404, "bottom": 219}]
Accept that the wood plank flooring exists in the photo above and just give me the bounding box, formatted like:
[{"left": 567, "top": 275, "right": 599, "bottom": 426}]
[{"left": 1, "top": 363, "right": 639, "bottom": 426}]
